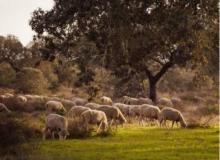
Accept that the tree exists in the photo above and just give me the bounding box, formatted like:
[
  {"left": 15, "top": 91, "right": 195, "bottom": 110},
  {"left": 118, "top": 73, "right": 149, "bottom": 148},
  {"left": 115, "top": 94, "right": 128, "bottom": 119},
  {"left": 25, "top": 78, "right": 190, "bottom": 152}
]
[
  {"left": 30, "top": 0, "right": 218, "bottom": 102},
  {"left": 0, "top": 35, "right": 42, "bottom": 71}
]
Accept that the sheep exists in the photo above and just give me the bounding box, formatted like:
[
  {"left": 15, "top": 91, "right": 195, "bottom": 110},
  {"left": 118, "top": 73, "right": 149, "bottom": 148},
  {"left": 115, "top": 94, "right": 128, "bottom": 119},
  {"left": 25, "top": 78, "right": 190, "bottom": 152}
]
[
  {"left": 81, "top": 110, "right": 108, "bottom": 133},
  {"left": 97, "top": 105, "right": 127, "bottom": 127},
  {"left": 138, "top": 97, "right": 153, "bottom": 105},
  {"left": 72, "top": 97, "right": 88, "bottom": 106},
  {"left": 4, "top": 93, "right": 14, "bottom": 98},
  {"left": 129, "top": 105, "right": 142, "bottom": 118},
  {"left": 43, "top": 114, "right": 69, "bottom": 140},
  {"left": 45, "top": 101, "right": 67, "bottom": 115},
  {"left": 171, "top": 97, "right": 182, "bottom": 107},
  {"left": 16, "top": 95, "right": 27, "bottom": 103},
  {"left": 139, "top": 104, "right": 160, "bottom": 125},
  {"left": 157, "top": 97, "right": 173, "bottom": 107},
  {"left": 159, "top": 107, "right": 187, "bottom": 128},
  {"left": 100, "top": 96, "right": 113, "bottom": 105},
  {"left": 68, "top": 106, "right": 91, "bottom": 118},
  {"left": 123, "top": 96, "right": 139, "bottom": 105},
  {"left": 50, "top": 97, "right": 76, "bottom": 110},
  {"left": 113, "top": 103, "right": 130, "bottom": 117},
  {"left": 0, "top": 103, "right": 11, "bottom": 113},
  {"left": 85, "top": 103, "right": 100, "bottom": 110}
]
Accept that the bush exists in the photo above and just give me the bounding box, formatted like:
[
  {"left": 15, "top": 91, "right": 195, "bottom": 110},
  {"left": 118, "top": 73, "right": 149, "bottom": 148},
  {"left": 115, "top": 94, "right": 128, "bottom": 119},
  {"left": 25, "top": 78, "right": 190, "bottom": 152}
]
[
  {"left": 37, "top": 61, "right": 59, "bottom": 89},
  {"left": 0, "top": 62, "right": 16, "bottom": 87},
  {"left": 158, "top": 67, "right": 195, "bottom": 92},
  {"left": 15, "top": 67, "right": 48, "bottom": 94},
  {"left": 0, "top": 114, "right": 37, "bottom": 157}
]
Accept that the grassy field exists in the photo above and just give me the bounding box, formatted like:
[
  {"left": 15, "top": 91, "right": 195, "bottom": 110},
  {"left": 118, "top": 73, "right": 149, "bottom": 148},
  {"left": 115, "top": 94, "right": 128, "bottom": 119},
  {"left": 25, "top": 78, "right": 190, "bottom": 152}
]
[{"left": 32, "top": 125, "right": 219, "bottom": 160}]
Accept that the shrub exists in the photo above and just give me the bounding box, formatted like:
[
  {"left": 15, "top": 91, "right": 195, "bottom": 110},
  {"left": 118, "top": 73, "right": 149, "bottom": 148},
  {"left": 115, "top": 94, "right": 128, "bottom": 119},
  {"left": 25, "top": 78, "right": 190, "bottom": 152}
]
[
  {"left": 0, "top": 62, "right": 16, "bottom": 87},
  {"left": 37, "top": 61, "right": 59, "bottom": 89},
  {"left": 15, "top": 67, "right": 48, "bottom": 94},
  {"left": 0, "top": 114, "right": 37, "bottom": 157}
]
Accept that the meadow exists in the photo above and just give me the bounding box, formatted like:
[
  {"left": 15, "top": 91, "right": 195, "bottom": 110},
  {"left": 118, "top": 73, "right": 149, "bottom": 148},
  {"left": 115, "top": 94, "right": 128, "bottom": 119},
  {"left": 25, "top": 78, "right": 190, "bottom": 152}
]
[{"left": 32, "top": 125, "right": 219, "bottom": 160}]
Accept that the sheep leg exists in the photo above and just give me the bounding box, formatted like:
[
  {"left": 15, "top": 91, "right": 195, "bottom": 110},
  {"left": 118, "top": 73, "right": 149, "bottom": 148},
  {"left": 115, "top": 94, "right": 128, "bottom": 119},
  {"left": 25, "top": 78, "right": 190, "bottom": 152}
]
[
  {"left": 97, "top": 121, "right": 103, "bottom": 133},
  {"left": 171, "top": 121, "right": 175, "bottom": 128},
  {"left": 109, "top": 119, "right": 114, "bottom": 127}
]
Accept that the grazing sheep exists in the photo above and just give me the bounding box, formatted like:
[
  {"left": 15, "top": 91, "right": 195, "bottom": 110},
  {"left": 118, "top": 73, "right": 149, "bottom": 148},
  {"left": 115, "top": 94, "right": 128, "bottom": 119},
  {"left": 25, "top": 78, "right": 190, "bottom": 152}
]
[
  {"left": 123, "top": 96, "right": 139, "bottom": 105},
  {"left": 50, "top": 97, "right": 76, "bottom": 110},
  {"left": 16, "top": 95, "right": 27, "bottom": 103},
  {"left": 159, "top": 107, "right": 187, "bottom": 128},
  {"left": 113, "top": 103, "right": 130, "bottom": 117},
  {"left": 157, "top": 97, "right": 173, "bottom": 107},
  {"left": 171, "top": 97, "right": 182, "bottom": 107},
  {"left": 45, "top": 101, "right": 66, "bottom": 115},
  {"left": 97, "top": 105, "right": 127, "bottom": 127},
  {"left": 138, "top": 97, "right": 153, "bottom": 105},
  {"left": 100, "top": 96, "right": 113, "bottom": 105},
  {"left": 81, "top": 110, "right": 108, "bottom": 133},
  {"left": 68, "top": 106, "right": 90, "bottom": 118},
  {"left": 43, "top": 114, "right": 69, "bottom": 140},
  {"left": 129, "top": 105, "right": 142, "bottom": 118},
  {"left": 0, "top": 103, "right": 11, "bottom": 113},
  {"left": 72, "top": 97, "right": 88, "bottom": 106},
  {"left": 85, "top": 103, "right": 100, "bottom": 110},
  {"left": 140, "top": 104, "right": 160, "bottom": 125},
  {"left": 4, "top": 93, "right": 14, "bottom": 98}
]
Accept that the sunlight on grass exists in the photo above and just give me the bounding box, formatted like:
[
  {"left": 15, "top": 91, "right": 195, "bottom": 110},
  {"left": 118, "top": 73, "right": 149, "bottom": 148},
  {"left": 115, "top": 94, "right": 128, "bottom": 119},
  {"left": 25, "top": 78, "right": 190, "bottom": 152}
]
[{"left": 32, "top": 125, "right": 219, "bottom": 160}]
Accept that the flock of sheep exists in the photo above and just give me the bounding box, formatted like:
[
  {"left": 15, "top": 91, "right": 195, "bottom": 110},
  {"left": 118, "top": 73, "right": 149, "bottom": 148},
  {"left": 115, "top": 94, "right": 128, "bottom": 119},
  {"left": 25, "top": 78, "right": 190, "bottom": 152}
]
[{"left": 0, "top": 93, "right": 187, "bottom": 140}]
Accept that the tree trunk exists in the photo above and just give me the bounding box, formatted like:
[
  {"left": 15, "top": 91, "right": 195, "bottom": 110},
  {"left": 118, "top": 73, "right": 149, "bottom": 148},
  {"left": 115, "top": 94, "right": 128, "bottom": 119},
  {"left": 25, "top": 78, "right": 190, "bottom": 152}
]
[{"left": 149, "top": 78, "right": 157, "bottom": 103}]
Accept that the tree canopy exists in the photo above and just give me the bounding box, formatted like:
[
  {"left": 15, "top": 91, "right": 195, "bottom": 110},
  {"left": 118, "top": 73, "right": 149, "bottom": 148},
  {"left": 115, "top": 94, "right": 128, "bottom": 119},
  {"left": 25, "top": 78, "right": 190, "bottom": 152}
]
[{"left": 30, "top": 0, "right": 218, "bottom": 101}]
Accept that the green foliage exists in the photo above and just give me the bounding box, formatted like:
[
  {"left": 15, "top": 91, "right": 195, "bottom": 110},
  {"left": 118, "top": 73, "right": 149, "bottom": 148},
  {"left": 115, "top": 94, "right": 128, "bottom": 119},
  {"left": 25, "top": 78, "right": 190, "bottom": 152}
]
[
  {"left": 15, "top": 67, "right": 48, "bottom": 94},
  {"left": 0, "top": 62, "right": 16, "bottom": 87}
]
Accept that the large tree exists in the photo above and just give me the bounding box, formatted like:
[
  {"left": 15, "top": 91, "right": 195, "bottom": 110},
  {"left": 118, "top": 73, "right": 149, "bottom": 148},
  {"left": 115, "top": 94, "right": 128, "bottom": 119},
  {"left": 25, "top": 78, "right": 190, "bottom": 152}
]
[{"left": 30, "top": 0, "right": 218, "bottom": 102}]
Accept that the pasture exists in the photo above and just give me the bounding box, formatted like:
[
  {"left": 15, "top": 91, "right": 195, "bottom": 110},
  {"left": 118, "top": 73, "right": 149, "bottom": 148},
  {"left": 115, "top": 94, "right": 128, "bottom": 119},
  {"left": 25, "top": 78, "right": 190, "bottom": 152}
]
[{"left": 32, "top": 125, "right": 219, "bottom": 160}]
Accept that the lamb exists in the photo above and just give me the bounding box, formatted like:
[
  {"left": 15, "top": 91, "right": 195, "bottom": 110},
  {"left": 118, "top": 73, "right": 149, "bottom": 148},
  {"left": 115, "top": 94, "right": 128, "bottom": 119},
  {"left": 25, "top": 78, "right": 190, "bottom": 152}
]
[
  {"left": 45, "top": 100, "right": 67, "bottom": 115},
  {"left": 123, "top": 96, "right": 139, "bottom": 105},
  {"left": 171, "top": 97, "right": 182, "bottom": 107},
  {"left": 68, "top": 106, "right": 91, "bottom": 118},
  {"left": 85, "top": 103, "right": 100, "bottom": 110},
  {"left": 43, "top": 114, "right": 69, "bottom": 140},
  {"left": 0, "top": 103, "right": 11, "bottom": 113},
  {"left": 97, "top": 105, "right": 127, "bottom": 127},
  {"left": 113, "top": 103, "right": 130, "bottom": 117},
  {"left": 139, "top": 104, "right": 160, "bottom": 125},
  {"left": 159, "top": 107, "right": 187, "bottom": 128},
  {"left": 100, "top": 96, "right": 113, "bottom": 105},
  {"left": 81, "top": 110, "right": 108, "bottom": 133},
  {"left": 157, "top": 97, "right": 173, "bottom": 107}
]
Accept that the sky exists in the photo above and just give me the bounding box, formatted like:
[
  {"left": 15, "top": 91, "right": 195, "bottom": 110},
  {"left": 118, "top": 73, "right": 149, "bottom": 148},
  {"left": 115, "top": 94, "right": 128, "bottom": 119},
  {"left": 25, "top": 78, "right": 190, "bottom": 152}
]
[{"left": 0, "top": 0, "right": 54, "bottom": 46}]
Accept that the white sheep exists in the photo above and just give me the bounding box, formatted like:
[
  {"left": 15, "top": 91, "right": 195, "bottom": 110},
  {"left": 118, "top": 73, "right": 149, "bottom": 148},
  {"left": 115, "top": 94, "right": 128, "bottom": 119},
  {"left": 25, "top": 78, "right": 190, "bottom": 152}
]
[
  {"left": 171, "top": 97, "right": 182, "bottom": 107},
  {"left": 85, "top": 103, "right": 100, "bottom": 110},
  {"left": 81, "top": 110, "right": 108, "bottom": 133},
  {"left": 139, "top": 104, "right": 160, "bottom": 125},
  {"left": 157, "top": 97, "right": 173, "bottom": 107},
  {"left": 45, "top": 100, "right": 66, "bottom": 115},
  {"left": 129, "top": 105, "right": 142, "bottom": 118},
  {"left": 100, "top": 96, "right": 113, "bottom": 105},
  {"left": 159, "top": 107, "right": 187, "bottom": 128},
  {"left": 113, "top": 103, "right": 130, "bottom": 117},
  {"left": 68, "top": 106, "right": 90, "bottom": 118},
  {"left": 138, "top": 97, "right": 153, "bottom": 105},
  {"left": 97, "top": 105, "right": 127, "bottom": 127},
  {"left": 43, "top": 113, "right": 69, "bottom": 140},
  {"left": 16, "top": 95, "right": 27, "bottom": 103},
  {"left": 72, "top": 97, "right": 88, "bottom": 106},
  {"left": 123, "top": 96, "right": 140, "bottom": 105},
  {"left": 0, "top": 103, "right": 11, "bottom": 113}
]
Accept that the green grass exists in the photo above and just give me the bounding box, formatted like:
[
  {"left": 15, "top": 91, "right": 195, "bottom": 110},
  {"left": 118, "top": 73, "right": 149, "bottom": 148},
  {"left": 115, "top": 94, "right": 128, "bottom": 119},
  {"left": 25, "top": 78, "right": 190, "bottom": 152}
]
[{"left": 33, "top": 125, "right": 219, "bottom": 160}]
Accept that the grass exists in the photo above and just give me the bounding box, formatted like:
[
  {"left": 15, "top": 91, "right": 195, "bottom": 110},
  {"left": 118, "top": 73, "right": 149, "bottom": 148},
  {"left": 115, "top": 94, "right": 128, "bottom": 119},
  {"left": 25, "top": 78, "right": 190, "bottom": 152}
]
[{"left": 31, "top": 124, "right": 219, "bottom": 160}]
